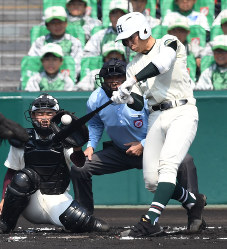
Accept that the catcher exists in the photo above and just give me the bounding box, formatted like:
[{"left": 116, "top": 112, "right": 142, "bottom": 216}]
[{"left": 0, "top": 93, "right": 109, "bottom": 234}]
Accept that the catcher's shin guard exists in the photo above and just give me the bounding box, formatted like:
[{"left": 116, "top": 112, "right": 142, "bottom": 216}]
[
  {"left": 59, "top": 200, "right": 109, "bottom": 233},
  {"left": 0, "top": 186, "right": 29, "bottom": 233},
  {"left": 0, "top": 169, "right": 39, "bottom": 233}
]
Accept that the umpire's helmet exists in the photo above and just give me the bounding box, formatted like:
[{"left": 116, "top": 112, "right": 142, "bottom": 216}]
[
  {"left": 115, "top": 12, "right": 151, "bottom": 43},
  {"left": 25, "top": 94, "right": 60, "bottom": 136},
  {"left": 96, "top": 58, "right": 126, "bottom": 97}
]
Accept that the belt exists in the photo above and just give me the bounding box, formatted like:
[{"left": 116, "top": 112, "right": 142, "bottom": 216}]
[{"left": 151, "top": 99, "right": 188, "bottom": 112}]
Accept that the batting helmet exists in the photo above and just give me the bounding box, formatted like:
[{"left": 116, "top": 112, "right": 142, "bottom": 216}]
[
  {"left": 115, "top": 12, "right": 151, "bottom": 42},
  {"left": 96, "top": 58, "right": 127, "bottom": 97}
]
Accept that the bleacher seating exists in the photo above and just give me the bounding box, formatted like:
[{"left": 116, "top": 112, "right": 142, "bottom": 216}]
[
  {"left": 0, "top": 0, "right": 226, "bottom": 91},
  {"left": 80, "top": 56, "right": 103, "bottom": 81},
  {"left": 221, "top": 0, "right": 227, "bottom": 10}
]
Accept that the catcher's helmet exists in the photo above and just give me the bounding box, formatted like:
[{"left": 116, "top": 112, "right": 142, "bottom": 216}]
[
  {"left": 115, "top": 12, "right": 151, "bottom": 42},
  {"left": 26, "top": 94, "right": 60, "bottom": 137},
  {"left": 96, "top": 58, "right": 126, "bottom": 97}
]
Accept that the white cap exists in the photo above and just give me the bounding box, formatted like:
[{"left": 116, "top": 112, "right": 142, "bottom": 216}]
[
  {"left": 66, "top": 0, "right": 88, "bottom": 4},
  {"left": 44, "top": 6, "right": 67, "bottom": 23},
  {"left": 102, "top": 41, "right": 125, "bottom": 57},
  {"left": 211, "top": 35, "right": 227, "bottom": 51},
  {"left": 220, "top": 9, "right": 227, "bottom": 25},
  {"left": 41, "top": 43, "right": 64, "bottom": 58},
  {"left": 168, "top": 14, "right": 190, "bottom": 31},
  {"left": 109, "top": 0, "right": 133, "bottom": 14}
]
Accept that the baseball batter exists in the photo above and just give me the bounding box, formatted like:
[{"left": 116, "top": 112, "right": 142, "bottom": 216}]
[
  {"left": 111, "top": 12, "right": 206, "bottom": 237},
  {"left": 0, "top": 94, "right": 109, "bottom": 234}
]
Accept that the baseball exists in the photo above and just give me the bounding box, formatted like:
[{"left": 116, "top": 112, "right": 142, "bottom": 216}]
[{"left": 61, "top": 114, "right": 72, "bottom": 125}]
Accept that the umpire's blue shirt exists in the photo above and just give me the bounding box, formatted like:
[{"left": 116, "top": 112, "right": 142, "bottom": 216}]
[{"left": 87, "top": 87, "right": 149, "bottom": 150}]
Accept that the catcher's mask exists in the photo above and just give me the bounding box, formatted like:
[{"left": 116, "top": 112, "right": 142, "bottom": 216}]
[
  {"left": 25, "top": 93, "right": 60, "bottom": 137},
  {"left": 50, "top": 110, "right": 89, "bottom": 148},
  {"left": 95, "top": 58, "right": 126, "bottom": 98}
]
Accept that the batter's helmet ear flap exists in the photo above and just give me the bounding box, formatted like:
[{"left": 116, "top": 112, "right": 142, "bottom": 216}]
[{"left": 139, "top": 25, "right": 151, "bottom": 40}]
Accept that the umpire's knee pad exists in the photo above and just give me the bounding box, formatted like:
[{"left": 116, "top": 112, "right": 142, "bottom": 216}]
[
  {"left": 59, "top": 200, "right": 96, "bottom": 232},
  {"left": 9, "top": 168, "right": 40, "bottom": 197}
]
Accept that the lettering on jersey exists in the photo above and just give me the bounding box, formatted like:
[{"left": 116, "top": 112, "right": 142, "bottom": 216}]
[
  {"left": 134, "top": 119, "right": 143, "bottom": 128},
  {"left": 117, "top": 25, "right": 123, "bottom": 34},
  {"left": 164, "top": 39, "right": 174, "bottom": 46}
]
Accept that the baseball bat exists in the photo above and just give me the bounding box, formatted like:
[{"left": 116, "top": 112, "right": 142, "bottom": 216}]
[{"left": 52, "top": 99, "right": 113, "bottom": 143}]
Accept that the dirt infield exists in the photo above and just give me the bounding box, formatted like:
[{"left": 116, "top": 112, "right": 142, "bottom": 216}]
[{"left": 1, "top": 206, "right": 227, "bottom": 249}]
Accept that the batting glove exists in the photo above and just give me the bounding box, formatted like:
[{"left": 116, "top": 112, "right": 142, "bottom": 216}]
[
  {"left": 119, "top": 78, "right": 137, "bottom": 96},
  {"left": 111, "top": 91, "right": 134, "bottom": 104}
]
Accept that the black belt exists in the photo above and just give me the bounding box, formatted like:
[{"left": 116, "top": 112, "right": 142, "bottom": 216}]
[{"left": 151, "top": 99, "right": 188, "bottom": 112}]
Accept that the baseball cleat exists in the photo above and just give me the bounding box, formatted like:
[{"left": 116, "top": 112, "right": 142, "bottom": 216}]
[
  {"left": 0, "top": 220, "right": 10, "bottom": 234},
  {"left": 92, "top": 218, "right": 110, "bottom": 232},
  {"left": 184, "top": 193, "right": 207, "bottom": 232},
  {"left": 121, "top": 215, "right": 162, "bottom": 237}
]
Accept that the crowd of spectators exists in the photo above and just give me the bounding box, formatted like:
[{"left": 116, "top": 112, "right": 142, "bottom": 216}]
[{"left": 21, "top": 0, "right": 227, "bottom": 92}]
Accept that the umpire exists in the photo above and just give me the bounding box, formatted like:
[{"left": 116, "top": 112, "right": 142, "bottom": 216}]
[{"left": 71, "top": 58, "right": 199, "bottom": 216}]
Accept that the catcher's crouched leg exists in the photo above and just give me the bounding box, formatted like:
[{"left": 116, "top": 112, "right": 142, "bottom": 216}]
[
  {"left": 0, "top": 168, "right": 39, "bottom": 233},
  {"left": 59, "top": 200, "right": 109, "bottom": 233}
]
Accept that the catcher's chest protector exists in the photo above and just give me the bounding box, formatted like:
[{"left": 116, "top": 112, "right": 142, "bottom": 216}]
[{"left": 24, "top": 129, "right": 70, "bottom": 195}]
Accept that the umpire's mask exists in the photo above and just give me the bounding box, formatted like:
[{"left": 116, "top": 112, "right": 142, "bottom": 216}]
[{"left": 95, "top": 58, "right": 127, "bottom": 98}]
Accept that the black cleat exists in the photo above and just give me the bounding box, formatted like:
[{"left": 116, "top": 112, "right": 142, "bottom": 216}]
[
  {"left": 121, "top": 215, "right": 162, "bottom": 237},
  {"left": 0, "top": 220, "right": 10, "bottom": 234},
  {"left": 184, "top": 193, "right": 207, "bottom": 232},
  {"left": 92, "top": 217, "right": 110, "bottom": 232}
]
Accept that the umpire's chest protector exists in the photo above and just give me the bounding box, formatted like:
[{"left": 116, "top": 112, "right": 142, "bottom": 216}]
[{"left": 24, "top": 129, "right": 70, "bottom": 195}]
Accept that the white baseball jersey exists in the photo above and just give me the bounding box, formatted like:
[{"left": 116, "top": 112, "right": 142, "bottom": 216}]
[
  {"left": 4, "top": 133, "right": 74, "bottom": 227},
  {"left": 127, "top": 35, "right": 198, "bottom": 191},
  {"left": 128, "top": 35, "right": 195, "bottom": 108}
]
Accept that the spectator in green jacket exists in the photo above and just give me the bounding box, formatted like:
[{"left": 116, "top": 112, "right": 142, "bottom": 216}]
[
  {"left": 25, "top": 43, "right": 74, "bottom": 91},
  {"left": 194, "top": 35, "right": 227, "bottom": 90}
]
